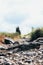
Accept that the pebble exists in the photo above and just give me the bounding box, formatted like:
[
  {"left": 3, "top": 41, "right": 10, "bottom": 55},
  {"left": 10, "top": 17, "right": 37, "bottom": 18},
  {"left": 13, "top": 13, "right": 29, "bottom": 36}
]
[{"left": 0, "top": 43, "right": 43, "bottom": 65}]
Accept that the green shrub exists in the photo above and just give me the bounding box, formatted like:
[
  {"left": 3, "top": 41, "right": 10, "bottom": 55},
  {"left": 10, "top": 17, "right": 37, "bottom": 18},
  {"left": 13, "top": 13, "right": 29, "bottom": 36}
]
[{"left": 30, "top": 28, "right": 43, "bottom": 41}]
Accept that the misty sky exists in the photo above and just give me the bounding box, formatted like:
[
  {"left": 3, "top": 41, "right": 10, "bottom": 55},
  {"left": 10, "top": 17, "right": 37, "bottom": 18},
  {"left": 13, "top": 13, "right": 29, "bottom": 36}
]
[{"left": 0, "top": 0, "right": 43, "bottom": 34}]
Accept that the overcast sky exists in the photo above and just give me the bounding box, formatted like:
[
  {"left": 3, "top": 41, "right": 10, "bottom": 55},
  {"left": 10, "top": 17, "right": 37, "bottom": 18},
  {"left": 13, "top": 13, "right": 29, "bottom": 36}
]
[{"left": 0, "top": 0, "right": 43, "bottom": 34}]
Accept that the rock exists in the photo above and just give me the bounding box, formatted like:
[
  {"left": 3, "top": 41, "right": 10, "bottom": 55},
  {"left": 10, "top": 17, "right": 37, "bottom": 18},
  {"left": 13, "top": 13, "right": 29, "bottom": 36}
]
[{"left": 0, "top": 39, "right": 43, "bottom": 65}]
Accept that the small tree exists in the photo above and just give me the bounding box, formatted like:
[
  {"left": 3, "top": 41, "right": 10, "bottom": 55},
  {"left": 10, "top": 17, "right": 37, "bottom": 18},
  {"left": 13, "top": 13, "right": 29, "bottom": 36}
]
[
  {"left": 31, "top": 29, "right": 41, "bottom": 41},
  {"left": 16, "top": 27, "right": 21, "bottom": 35}
]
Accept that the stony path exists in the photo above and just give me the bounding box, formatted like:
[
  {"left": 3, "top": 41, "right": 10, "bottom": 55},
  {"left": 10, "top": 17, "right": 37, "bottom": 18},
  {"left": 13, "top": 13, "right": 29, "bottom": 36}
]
[
  {"left": 0, "top": 48, "right": 43, "bottom": 65},
  {"left": 0, "top": 39, "right": 43, "bottom": 65}
]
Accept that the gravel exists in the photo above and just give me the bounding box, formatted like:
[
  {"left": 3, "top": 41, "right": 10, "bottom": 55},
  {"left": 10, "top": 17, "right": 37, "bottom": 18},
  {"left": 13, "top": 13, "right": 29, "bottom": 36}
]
[{"left": 0, "top": 41, "right": 43, "bottom": 65}]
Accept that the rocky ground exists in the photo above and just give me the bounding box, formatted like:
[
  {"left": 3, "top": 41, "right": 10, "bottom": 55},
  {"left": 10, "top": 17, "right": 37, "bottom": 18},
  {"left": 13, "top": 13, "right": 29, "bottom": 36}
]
[{"left": 0, "top": 40, "right": 43, "bottom": 65}]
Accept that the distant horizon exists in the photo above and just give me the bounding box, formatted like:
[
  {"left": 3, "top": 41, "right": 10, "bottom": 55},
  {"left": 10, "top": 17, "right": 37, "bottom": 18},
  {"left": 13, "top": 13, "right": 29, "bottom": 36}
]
[
  {"left": 0, "top": 0, "right": 43, "bottom": 34},
  {"left": 0, "top": 27, "right": 43, "bottom": 35}
]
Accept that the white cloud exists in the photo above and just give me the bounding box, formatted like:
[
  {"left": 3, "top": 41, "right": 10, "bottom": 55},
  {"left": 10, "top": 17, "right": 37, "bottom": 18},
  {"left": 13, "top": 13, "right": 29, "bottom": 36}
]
[{"left": 0, "top": 0, "right": 43, "bottom": 34}]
